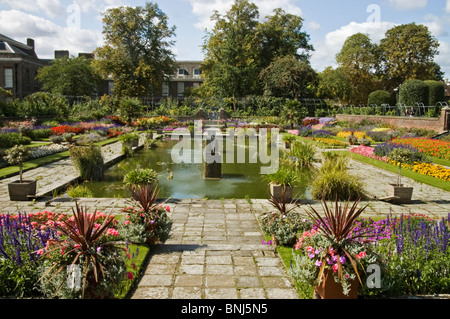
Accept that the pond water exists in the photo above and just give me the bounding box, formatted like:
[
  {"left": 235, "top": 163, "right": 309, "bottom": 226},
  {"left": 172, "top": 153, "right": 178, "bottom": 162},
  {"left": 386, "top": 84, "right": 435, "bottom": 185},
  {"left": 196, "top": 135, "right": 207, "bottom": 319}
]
[{"left": 84, "top": 138, "right": 314, "bottom": 200}]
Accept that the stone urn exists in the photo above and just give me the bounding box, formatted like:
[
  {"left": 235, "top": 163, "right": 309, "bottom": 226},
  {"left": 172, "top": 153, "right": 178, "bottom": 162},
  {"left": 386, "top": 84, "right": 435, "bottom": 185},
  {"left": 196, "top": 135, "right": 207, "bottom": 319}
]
[{"left": 269, "top": 183, "right": 293, "bottom": 203}]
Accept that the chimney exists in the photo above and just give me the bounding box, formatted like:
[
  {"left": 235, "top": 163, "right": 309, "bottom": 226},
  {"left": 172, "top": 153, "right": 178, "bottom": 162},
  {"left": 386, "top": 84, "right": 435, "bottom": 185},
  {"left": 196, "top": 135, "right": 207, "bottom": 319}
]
[
  {"left": 54, "top": 50, "right": 69, "bottom": 59},
  {"left": 27, "top": 38, "right": 35, "bottom": 50}
]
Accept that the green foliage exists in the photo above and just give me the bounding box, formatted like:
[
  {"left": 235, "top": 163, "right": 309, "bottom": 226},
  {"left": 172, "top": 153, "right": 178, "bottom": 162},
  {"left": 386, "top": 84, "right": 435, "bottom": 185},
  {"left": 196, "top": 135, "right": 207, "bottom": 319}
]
[
  {"left": 200, "top": 0, "right": 313, "bottom": 98},
  {"left": 69, "top": 144, "right": 104, "bottom": 181},
  {"left": 279, "top": 99, "right": 308, "bottom": 128},
  {"left": 380, "top": 23, "right": 440, "bottom": 89},
  {"left": 424, "top": 80, "right": 446, "bottom": 106},
  {"left": 260, "top": 56, "right": 317, "bottom": 99},
  {"left": 283, "top": 140, "right": 318, "bottom": 168},
  {"left": 368, "top": 90, "right": 394, "bottom": 106},
  {"left": 36, "top": 56, "right": 100, "bottom": 97},
  {"left": 93, "top": 2, "right": 176, "bottom": 97},
  {"left": 399, "top": 79, "right": 429, "bottom": 106},
  {"left": 263, "top": 166, "right": 299, "bottom": 186},
  {"left": 117, "top": 98, "right": 143, "bottom": 124},
  {"left": 0, "top": 133, "right": 32, "bottom": 148},
  {"left": 316, "top": 67, "right": 352, "bottom": 104},
  {"left": 13, "top": 92, "right": 69, "bottom": 117},
  {"left": 336, "top": 33, "right": 380, "bottom": 105},
  {"left": 311, "top": 152, "right": 365, "bottom": 201},
  {"left": 123, "top": 167, "right": 158, "bottom": 187},
  {"left": 67, "top": 184, "right": 94, "bottom": 198},
  {"left": 260, "top": 211, "right": 312, "bottom": 246}
]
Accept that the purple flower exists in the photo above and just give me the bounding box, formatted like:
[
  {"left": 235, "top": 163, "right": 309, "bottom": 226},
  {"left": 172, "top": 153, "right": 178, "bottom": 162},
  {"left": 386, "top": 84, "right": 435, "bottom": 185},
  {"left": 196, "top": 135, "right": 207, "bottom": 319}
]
[{"left": 315, "top": 260, "right": 322, "bottom": 267}]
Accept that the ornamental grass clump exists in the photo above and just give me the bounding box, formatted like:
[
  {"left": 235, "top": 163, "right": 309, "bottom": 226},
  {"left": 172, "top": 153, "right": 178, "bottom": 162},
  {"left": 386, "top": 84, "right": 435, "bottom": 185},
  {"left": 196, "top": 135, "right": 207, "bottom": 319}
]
[
  {"left": 283, "top": 140, "right": 318, "bottom": 168},
  {"left": 311, "top": 152, "right": 366, "bottom": 201},
  {"left": 69, "top": 144, "right": 104, "bottom": 181}
]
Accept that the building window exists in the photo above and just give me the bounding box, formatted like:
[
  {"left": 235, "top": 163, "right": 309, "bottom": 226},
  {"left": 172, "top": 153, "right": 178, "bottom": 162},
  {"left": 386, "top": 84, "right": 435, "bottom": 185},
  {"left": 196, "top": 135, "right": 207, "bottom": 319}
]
[
  {"left": 194, "top": 69, "right": 201, "bottom": 76},
  {"left": 4, "top": 68, "right": 13, "bottom": 88},
  {"left": 178, "top": 68, "right": 186, "bottom": 76},
  {"left": 162, "top": 82, "right": 169, "bottom": 97},
  {"left": 177, "top": 82, "right": 184, "bottom": 97}
]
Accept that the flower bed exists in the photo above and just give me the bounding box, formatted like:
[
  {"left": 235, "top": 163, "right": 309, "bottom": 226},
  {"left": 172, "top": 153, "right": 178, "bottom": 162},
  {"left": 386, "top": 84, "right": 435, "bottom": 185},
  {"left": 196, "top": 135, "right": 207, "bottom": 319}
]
[
  {"left": 390, "top": 137, "right": 450, "bottom": 161},
  {"left": 312, "top": 137, "right": 347, "bottom": 147}
]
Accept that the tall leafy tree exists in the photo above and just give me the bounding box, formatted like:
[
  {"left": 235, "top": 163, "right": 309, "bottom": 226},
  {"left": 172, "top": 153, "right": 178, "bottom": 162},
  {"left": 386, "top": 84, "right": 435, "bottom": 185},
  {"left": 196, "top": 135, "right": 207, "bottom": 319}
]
[
  {"left": 336, "top": 33, "right": 380, "bottom": 105},
  {"left": 36, "top": 56, "right": 100, "bottom": 97},
  {"left": 379, "top": 23, "right": 441, "bottom": 90},
  {"left": 93, "top": 2, "right": 176, "bottom": 98},
  {"left": 200, "top": 0, "right": 313, "bottom": 99},
  {"left": 259, "top": 55, "right": 317, "bottom": 99},
  {"left": 317, "top": 67, "right": 353, "bottom": 105},
  {"left": 201, "top": 0, "right": 260, "bottom": 98}
]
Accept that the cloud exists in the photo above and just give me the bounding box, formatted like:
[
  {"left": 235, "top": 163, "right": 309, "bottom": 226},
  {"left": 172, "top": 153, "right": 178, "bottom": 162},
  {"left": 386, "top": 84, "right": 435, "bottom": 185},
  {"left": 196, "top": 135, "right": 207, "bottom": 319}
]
[
  {"left": 424, "top": 14, "right": 449, "bottom": 37},
  {"left": 307, "top": 21, "right": 320, "bottom": 31},
  {"left": 310, "top": 21, "right": 396, "bottom": 72},
  {"left": 0, "top": 9, "right": 102, "bottom": 58},
  {"left": 447, "top": 0, "right": 450, "bottom": 13},
  {"left": 186, "top": 0, "right": 303, "bottom": 30},
  {"left": 0, "top": 0, "right": 64, "bottom": 17},
  {"left": 388, "top": 0, "right": 428, "bottom": 11}
]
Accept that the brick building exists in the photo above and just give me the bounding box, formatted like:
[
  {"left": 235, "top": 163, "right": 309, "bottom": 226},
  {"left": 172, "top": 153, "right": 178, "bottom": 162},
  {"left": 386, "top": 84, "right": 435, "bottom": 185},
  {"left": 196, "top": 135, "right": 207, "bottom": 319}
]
[{"left": 0, "top": 34, "right": 44, "bottom": 100}]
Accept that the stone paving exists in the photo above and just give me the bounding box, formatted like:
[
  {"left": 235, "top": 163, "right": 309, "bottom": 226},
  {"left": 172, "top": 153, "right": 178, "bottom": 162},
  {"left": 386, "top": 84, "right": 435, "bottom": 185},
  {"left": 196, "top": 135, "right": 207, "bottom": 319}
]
[{"left": 0, "top": 140, "right": 449, "bottom": 299}]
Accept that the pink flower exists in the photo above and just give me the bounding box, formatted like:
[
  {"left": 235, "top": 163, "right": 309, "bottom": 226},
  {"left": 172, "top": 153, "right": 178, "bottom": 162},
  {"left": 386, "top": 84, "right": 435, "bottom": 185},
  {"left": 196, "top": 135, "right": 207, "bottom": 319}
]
[
  {"left": 107, "top": 228, "right": 119, "bottom": 237},
  {"left": 165, "top": 205, "right": 171, "bottom": 212},
  {"left": 36, "top": 249, "right": 44, "bottom": 256},
  {"left": 356, "top": 251, "right": 367, "bottom": 259},
  {"left": 332, "top": 263, "right": 339, "bottom": 273},
  {"left": 306, "top": 246, "right": 314, "bottom": 253},
  {"left": 124, "top": 220, "right": 130, "bottom": 225},
  {"left": 315, "top": 260, "right": 322, "bottom": 267}
]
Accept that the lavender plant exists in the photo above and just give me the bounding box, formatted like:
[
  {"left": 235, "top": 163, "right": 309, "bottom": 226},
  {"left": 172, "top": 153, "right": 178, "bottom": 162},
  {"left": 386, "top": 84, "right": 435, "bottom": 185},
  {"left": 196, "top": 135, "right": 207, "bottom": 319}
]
[{"left": 0, "top": 213, "right": 58, "bottom": 297}]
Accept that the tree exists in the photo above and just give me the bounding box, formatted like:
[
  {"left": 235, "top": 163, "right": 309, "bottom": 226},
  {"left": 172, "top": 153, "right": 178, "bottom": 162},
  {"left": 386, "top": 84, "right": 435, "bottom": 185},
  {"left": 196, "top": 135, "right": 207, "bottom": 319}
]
[
  {"left": 36, "top": 56, "right": 100, "bottom": 97},
  {"left": 256, "top": 8, "right": 313, "bottom": 69},
  {"left": 259, "top": 55, "right": 317, "bottom": 99},
  {"left": 200, "top": 0, "right": 313, "bottom": 99},
  {"left": 316, "top": 67, "right": 352, "bottom": 105},
  {"left": 380, "top": 23, "right": 440, "bottom": 90},
  {"left": 93, "top": 2, "right": 176, "bottom": 98},
  {"left": 336, "top": 33, "right": 380, "bottom": 105},
  {"left": 200, "top": 0, "right": 260, "bottom": 98}
]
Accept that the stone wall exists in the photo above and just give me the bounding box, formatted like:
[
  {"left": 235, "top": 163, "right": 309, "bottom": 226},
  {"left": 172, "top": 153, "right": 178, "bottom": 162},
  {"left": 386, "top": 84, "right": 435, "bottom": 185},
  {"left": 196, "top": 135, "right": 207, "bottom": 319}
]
[{"left": 335, "top": 107, "right": 450, "bottom": 134}]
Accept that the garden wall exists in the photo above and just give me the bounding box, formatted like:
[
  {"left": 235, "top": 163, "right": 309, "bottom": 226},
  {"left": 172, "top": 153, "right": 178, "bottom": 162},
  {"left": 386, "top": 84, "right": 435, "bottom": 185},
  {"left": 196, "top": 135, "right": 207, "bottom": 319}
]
[{"left": 336, "top": 107, "right": 450, "bottom": 134}]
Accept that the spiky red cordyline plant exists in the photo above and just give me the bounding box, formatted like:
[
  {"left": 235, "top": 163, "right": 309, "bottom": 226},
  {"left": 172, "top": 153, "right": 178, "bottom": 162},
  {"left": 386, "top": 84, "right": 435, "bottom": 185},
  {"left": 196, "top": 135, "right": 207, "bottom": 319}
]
[
  {"left": 304, "top": 196, "right": 372, "bottom": 286},
  {"left": 39, "top": 201, "right": 118, "bottom": 298},
  {"left": 129, "top": 183, "right": 160, "bottom": 214}
]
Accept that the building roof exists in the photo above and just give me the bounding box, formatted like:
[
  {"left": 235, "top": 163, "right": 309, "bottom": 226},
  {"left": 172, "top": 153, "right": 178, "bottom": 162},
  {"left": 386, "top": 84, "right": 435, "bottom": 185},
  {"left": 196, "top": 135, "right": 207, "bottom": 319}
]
[{"left": 0, "top": 34, "right": 40, "bottom": 62}]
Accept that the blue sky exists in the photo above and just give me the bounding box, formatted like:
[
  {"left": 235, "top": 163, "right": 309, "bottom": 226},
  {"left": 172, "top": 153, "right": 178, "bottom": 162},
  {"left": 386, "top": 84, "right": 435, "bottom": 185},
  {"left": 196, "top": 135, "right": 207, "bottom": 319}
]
[{"left": 0, "top": 0, "right": 449, "bottom": 78}]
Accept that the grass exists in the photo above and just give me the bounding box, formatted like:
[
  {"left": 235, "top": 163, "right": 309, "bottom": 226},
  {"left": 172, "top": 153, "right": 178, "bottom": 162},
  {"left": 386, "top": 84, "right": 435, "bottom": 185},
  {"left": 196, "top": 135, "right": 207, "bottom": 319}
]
[
  {"left": 117, "top": 244, "right": 151, "bottom": 299},
  {"left": 348, "top": 151, "right": 450, "bottom": 192},
  {"left": 0, "top": 137, "right": 119, "bottom": 179}
]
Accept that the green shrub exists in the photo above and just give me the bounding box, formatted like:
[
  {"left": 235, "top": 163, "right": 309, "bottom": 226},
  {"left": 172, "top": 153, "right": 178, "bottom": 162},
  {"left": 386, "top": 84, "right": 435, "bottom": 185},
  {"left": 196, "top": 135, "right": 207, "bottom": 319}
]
[
  {"left": 69, "top": 144, "right": 104, "bottom": 181},
  {"left": 284, "top": 140, "right": 318, "bottom": 168},
  {"left": 424, "top": 80, "right": 445, "bottom": 106},
  {"left": 67, "top": 184, "right": 93, "bottom": 198},
  {"left": 117, "top": 97, "right": 142, "bottom": 124},
  {"left": 14, "top": 92, "right": 69, "bottom": 117},
  {"left": 399, "top": 79, "right": 429, "bottom": 106},
  {"left": 368, "top": 90, "right": 394, "bottom": 106},
  {"left": 312, "top": 152, "right": 365, "bottom": 201},
  {"left": 124, "top": 168, "right": 158, "bottom": 188},
  {"left": 0, "top": 132, "right": 32, "bottom": 148}
]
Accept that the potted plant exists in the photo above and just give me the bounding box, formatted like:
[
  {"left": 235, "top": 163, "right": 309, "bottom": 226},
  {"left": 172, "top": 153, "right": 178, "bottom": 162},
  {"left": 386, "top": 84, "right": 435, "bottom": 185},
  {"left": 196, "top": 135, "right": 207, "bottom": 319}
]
[
  {"left": 259, "top": 192, "right": 312, "bottom": 246},
  {"left": 121, "top": 168, "right": 172, "bottom": 245},
  {"left": 118, "top": 131, "right": 140, "bottom": 155},
  {"left": 290, "top": 197, "right": 381, "bottom": 299},
  {"left": 4, "top": 145, "right": 37, "bottom": 201},
  {"left": 282, "top": 134, "right": 296, "bottom": 149},
  {"left": 263, "top": 166, "right": 299, "bottom": 202},
  {"left": 386, "top": 148, "right": 416, "bottom": 204}
]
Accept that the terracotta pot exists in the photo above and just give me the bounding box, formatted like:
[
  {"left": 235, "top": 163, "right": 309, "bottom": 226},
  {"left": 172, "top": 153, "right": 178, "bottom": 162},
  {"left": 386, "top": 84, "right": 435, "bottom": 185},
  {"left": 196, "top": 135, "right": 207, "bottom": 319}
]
[{"left": 314, "top": 269, "right": 358, "bottom": 299}]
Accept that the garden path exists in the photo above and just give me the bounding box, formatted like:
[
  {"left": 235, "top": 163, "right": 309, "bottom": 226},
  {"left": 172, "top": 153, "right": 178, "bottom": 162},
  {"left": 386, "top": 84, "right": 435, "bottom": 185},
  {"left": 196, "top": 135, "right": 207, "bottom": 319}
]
[{"left": 0, "top": 141, "right": 449, "bottom": 299}]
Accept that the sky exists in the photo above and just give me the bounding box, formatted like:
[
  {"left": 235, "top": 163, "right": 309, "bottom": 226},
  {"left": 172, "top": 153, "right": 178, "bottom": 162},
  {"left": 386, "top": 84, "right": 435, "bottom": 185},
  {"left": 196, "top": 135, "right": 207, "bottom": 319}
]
[{"left": 0, "top": 0, "right": 449, "bottom": 79}]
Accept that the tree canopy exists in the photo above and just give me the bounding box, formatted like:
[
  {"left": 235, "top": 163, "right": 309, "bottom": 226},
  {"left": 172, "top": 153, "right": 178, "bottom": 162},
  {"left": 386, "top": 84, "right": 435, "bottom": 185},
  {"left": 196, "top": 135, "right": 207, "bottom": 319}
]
[
  {"left": 93, "top": 1, "right": 176, "bottom": 98},
  {"left": 199, "top": 0, "right": 314, "bottom": 99},
  {"left": 36, "top": 56, "right": 100, "bottom": 97}
]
